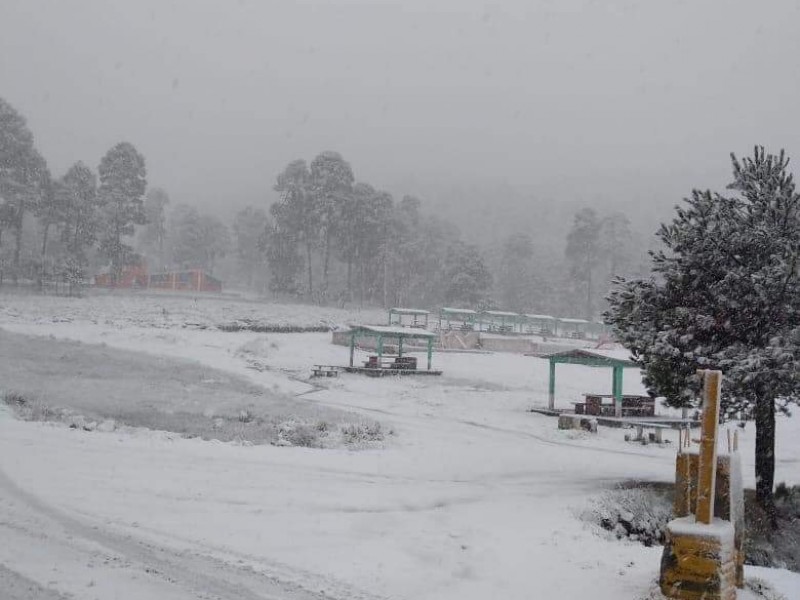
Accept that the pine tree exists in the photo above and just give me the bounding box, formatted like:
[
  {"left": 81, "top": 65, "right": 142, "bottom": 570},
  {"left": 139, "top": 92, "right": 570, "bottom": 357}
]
[
  {"left": 58, "top": 161, "right": 100, "bottom": 282},
  {"left": 273, "top": 159, "right": 317, "bottom": 297},
  {"left": 606, "top": 147, "right": 800, "bottom": 523},
  {"left": 233, "top": 206, "right": 268, "bottom": 290},
  {"left": 0, "top": 98, "right": 50, "bottom": 282},
  {"left": 565, "top": 208, "right": 602, "bottom": 320},
  {"left": 97, "top": 142, "right": 147, "bottom": 283},
  {"left": 140, "top": 187, "right": 170, "bottom": 270},
  {"left": 441, "top": 241, "right": 492, "bottom": 306},
  {"left": 309, "top": 151, "right": 354, "bottom": 300}
]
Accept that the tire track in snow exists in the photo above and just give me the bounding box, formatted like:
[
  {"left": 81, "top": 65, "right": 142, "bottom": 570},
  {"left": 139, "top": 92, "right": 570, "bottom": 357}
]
[{"left": 0, "top": 466, "right": 385, "bottom": 600}]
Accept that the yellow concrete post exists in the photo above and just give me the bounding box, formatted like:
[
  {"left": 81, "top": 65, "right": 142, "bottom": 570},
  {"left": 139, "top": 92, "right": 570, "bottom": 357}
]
[{"left": 696, "top": 370, "right": 722, "bottom": 525}]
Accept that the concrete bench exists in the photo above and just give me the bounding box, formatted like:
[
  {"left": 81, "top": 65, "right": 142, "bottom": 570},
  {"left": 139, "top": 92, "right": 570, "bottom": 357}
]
[
  {"left": 627, "top": 422, "right": 671, "bottom": 443},
  {"left": 312, "top": 365, "right": 340, "bottom": 378}
]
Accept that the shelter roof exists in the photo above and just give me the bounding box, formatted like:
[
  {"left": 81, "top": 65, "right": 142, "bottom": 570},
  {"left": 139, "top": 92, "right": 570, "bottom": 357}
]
[
  {"left": 440, "top": 307, "right": 478, "bottom": 315},
  {"left": 349, "top": 325, "right": 436, "bottom": 339},
  {"left": 558, "top": 317, "right": 591, "bottom": 324},
  {"left": 482, "top": 310, "right": 520, "bottom": 317},
  {"left": 389, "top": 307, "right": 430, "bottom": 315},
  {"left": 542, "top": 348, "right": 638, "bottom": 368},
  {"left": 525, "top": 313, "right": 556, "bottom": 320}
]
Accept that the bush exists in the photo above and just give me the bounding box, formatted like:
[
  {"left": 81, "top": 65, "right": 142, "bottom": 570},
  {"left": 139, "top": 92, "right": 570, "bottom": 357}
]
[
  {"left": 340, "top": 421, "right": 385, "bottom": 446},
  {"left": 583, "top": 485, "right": 672, "bottom": 547}
]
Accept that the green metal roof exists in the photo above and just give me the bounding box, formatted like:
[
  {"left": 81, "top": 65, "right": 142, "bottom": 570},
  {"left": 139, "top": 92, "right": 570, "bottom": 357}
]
[
  {"left": 543, "top": 348, "right": 638, "bottom": 368},
  {"left": 349, "top": 325, "right": 437, "bottom": 339}
]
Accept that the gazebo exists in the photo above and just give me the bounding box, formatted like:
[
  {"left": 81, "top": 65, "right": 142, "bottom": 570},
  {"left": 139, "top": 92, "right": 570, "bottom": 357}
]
[
  {"left": 388, "top": 307, "right": 430, "bottom": 329},
  {"left": 479, "top": 310, "right": 522, "bottom": 333},
  {"left": 524, "top": 314, "right": 558, "bottom": 336},
  {"left": 543, "top": 349, "right": 640, "bottom": 416},
  {"left": 438, "top": 307, "right": 478, "bottom": 331},
  {"left": 556, "top": 317, "right": 591, "bottom": 339},
  {"left": 346, "top": 325, "right": 440, "bottom": 374}
]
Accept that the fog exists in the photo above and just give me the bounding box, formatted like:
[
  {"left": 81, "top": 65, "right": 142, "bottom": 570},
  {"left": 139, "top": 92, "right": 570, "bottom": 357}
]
[{"left": 4, "top": 0, "right": 800, "bottom": 232}]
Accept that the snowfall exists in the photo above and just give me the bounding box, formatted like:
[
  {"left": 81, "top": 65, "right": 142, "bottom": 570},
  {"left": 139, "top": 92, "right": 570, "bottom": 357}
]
[{"left": 0, "top": 292, "right": 798, "bottom": 600}]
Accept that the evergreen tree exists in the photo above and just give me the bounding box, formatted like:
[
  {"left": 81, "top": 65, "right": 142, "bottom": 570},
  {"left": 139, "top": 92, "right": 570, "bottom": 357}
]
[
  {"left": 57, "top": 161, "right": 100, "bottom": 282},
  {"left": 309, "top": 151, "right": 354, "bottom": 300},
  {"left": 97, "top": 142, "right": 147, "bottom": 283},
  {"left": 233, "top": 205, "right": 269, "bottom": 290},
  {"left": 497, "top": 233, "right": 536, "bottom": 312},
  {"left": 140, "top": 187, "right": 170, "bottom": 270},
  {"left": 261, "top": 219, "right": 302, "bottom": 296},
  {"left": 441, "top": 241, "right": 492, "bottom": 306},
  {"left": 565, "top": 207, "right": 602, "bottom": 320},
  {"left": 606, "top": 147, "right": 800, "bottom": 522},
  {"left": 273, "top": 159, "right": 317, "bottom": 297},
  {"left": 0, "top": 98, "right": 50, "bottom": 282}
]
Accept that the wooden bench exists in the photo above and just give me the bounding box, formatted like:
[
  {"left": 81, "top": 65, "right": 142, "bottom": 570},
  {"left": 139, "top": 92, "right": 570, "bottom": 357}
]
[{"left": 312, "top": 365, "right": 340, "bottom": 378}]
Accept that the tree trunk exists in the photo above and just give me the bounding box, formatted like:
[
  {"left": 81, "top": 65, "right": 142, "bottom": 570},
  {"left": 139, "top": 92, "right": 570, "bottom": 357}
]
[
  {"left": 754, "top": 395, "right": 777, "bottom": 526},
  {"left": 13, "top": 216, "right": 23, "bottom": 284},
  {"left": 322, "top": 228, "right": 331, "bottom": 302},
  {"left": 39, "top": 222, "right": 50, "bottom": 289},
  {"left": 585, "top": 268, "right": 593, "bottom": 322},
  {"left": 346, "top": 256, "right": 353, "bottom": 301},
  {"left": 305, "top": 240, "right": 313, "bottom": 297}
]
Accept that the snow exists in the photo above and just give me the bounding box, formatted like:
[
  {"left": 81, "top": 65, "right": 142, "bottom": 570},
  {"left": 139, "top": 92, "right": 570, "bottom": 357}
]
[
  {"left": 1, "top": 293, "right": 799, "bottom": 599},
  {"left": 351, "top": 324, "right": 437, "bottom": 337}
]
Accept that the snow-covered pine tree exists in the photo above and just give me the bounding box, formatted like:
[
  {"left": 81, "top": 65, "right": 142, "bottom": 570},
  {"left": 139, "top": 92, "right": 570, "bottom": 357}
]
[
  {"left": 0, "top": 97, "right": 50, "bottom": 282},
  {"left": 97, "top": 142, "right": 147, "bottom": 284},
  {"left": 606, "top": 147, "right": 800, "bottom": 523},
  {"left": 58, "top": 161, "right": 100, "bottom": 282}
]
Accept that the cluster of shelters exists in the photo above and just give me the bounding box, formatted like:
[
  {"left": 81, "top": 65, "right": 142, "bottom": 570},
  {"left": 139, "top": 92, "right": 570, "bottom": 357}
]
[{"left": 389, "top": 307, "right": 609, "bottom": 339}]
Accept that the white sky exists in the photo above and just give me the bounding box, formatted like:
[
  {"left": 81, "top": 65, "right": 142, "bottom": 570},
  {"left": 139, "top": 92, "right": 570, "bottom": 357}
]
[{"left": 2, "top": 0, "right": 800, "bottom": 215}]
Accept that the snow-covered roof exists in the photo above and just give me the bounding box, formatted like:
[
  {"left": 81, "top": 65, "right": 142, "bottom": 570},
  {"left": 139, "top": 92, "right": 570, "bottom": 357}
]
[
  {"left": 525, "top": 313, "right": 556, "bottom": 320},
  {"left": 483, "top": 310, "right": 520, "bottom": 317},
  {"left": 558, "top": 317, "right": 590, "bottom": 324},
  {"left": 543, "top": 348, "right": 637, "bottom": 367},
  {"left": 349, "top": 325, "right": 436, "bottom": 338},
  {"left": 389, "top": 307, "right": 430, "bottom": 315},
  {"left": 440, "top": 307, "right": 478, "bottom": 315}
]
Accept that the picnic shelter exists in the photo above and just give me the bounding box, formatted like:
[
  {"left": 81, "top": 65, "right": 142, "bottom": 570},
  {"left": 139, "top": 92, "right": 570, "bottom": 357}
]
[
  {"left": 347, "top": 325, "right": 440, "bottom": 374},
  {"left": 388, "top": 307, "right": 430, "bottom": 329},
  {"left": 544, "top": 348, "right": 640, "bottom": 416}
]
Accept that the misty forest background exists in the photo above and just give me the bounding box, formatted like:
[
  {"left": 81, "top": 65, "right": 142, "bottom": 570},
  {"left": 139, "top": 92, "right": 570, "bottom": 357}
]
[{"left": 1, "top": 96, "right": 649, "bottom": 319}]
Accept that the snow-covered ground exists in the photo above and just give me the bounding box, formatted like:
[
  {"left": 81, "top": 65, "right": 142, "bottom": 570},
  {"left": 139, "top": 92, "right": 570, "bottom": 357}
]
[{"left": 0, "top": 293, "right": 798, "bottom": 600}]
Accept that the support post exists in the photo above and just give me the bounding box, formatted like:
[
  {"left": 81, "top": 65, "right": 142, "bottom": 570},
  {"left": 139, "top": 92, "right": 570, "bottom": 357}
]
[
  {"left": 377, "top": 335, "right": 384, "bottom": 361},
  {"left": 426, "top": 337, "right": 433, "bottom": 371},
  {"left": 548, "top": 359, "right": 556, "bottom": 410},
  {"left": 349, "top": 332, "right": 355, "bottom": 367},
  {"left": 696, "top": 369, "right": 722, "bottom": 525},
  {"left": 613, "top": 366, "right": 623, "bottom": 418},
  {"left": 398, "top": 336, "right": 404, "bottom": 358}
]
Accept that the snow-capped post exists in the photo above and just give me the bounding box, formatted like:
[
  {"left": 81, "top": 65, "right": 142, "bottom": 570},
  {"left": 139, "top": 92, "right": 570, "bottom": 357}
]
[
  {"left": 696, "top": 369, "right": 722, "bottom": 525},
  {"left": 660, "top": 369, "right": 738, "bottom": 599}
]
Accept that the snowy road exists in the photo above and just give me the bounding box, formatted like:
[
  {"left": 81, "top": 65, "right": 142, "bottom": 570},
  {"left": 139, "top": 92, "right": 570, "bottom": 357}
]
[{"left": 0, "top": 462, "right": 365, "bottom": 600}]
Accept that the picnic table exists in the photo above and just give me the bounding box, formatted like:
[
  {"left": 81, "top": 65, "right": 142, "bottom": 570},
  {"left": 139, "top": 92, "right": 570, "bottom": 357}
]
[
  {"left": 574, "top": 394, "right": 655, "bottom": 418},
  {"left": 312, "top": 365, "right": 340, "bottom": 378},
  {"left": 364, "top": 355, "right": 418, "bottom": 370}
]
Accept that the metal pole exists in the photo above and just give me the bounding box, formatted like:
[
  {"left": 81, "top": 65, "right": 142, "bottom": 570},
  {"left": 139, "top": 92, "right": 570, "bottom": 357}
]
[
  {"left": 548, "top": 359, "right": 556, "bottom": 410},
  {"left": 427, "top": 337, "right": 433, "bottom": 370},
  {"left": 613, "top": 366, "right": 623, "bottom": 418},
  {"left": 349, "top": 332, "right": 355, "bottom": 367}
]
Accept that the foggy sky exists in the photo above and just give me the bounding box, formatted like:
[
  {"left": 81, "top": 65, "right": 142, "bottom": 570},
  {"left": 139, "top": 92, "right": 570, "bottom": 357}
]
[{"left": 3, "top": 0, "right": 800, "bottom": 220}]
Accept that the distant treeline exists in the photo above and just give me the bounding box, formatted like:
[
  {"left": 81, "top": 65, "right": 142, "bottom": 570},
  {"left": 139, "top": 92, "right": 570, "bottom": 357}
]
[{"left": 0, "top": 96, "right": 646, "bottom": 317}]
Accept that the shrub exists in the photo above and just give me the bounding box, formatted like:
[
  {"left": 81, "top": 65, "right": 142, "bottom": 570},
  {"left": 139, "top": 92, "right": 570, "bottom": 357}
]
[
  {"left": 341, "top": 421, "right": 385, "bottom": 445},
  {"left": 583, "top": 485, "right": 672, "bottom": 547}
]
